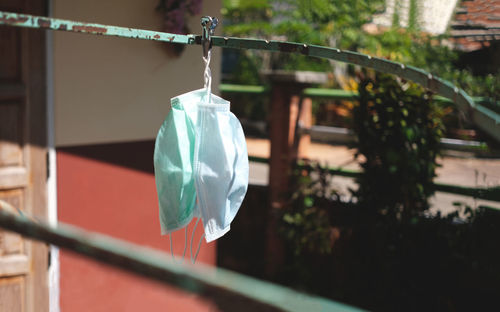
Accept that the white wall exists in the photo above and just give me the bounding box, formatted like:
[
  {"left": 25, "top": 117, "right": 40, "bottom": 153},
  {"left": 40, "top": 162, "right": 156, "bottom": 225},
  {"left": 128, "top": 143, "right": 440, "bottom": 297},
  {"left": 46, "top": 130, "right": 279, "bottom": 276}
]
[
  {"left": 53, "top": 0, "right": 222, "bottom": 146},
  {"left": 419, "top": 0, "right": 458, "bottom": 35},
  {"left": 372, "top": 0, "right": 458, "bottom": 35}
]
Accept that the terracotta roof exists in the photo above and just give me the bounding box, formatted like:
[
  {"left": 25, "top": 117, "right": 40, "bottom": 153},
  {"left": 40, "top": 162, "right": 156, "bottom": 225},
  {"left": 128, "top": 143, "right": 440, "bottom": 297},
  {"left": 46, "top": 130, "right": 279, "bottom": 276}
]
[{"left": 451, "top": 0, "right": 500, "bottom": 51}]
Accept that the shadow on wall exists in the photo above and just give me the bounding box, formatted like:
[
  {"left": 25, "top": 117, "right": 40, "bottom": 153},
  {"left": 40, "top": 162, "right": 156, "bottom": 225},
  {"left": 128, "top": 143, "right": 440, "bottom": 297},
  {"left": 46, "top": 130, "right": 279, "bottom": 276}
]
[{"left": 58, "top": 140, "right": 156, "bottom": 174}]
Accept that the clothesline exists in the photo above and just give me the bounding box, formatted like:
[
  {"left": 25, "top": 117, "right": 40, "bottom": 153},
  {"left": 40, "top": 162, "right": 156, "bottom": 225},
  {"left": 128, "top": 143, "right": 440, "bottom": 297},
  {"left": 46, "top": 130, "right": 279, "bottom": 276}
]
[{"left": 0, "top": 10, "right": 498, "bottom": 141}]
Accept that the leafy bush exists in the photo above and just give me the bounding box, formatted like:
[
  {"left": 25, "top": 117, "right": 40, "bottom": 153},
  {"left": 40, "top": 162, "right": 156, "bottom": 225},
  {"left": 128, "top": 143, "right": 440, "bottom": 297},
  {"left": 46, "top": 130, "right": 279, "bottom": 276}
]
[
  {"left": 275, "top": 74, "right": 500, "bottom": 311},
  {"left": 278, "top": 163, "right": 500, "bottom": 311},
  {"left": 353, "top": 73, "right": 444, "bottom": 220},
  {"left": 280, "top": 162, "right": 346, "bottom": 256}
]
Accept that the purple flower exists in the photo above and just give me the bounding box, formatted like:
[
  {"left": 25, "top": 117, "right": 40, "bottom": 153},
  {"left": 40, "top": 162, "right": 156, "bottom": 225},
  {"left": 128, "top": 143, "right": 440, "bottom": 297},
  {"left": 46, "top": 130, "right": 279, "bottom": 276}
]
[
  {"left": 158, "top": 0, "right": 204, "bottom": 36},
  {"left": 188, "top": 0, "right": 203, "bottom": 15},
  {"left": 165, "top": 8, "right": 185, "bottom": 34}
]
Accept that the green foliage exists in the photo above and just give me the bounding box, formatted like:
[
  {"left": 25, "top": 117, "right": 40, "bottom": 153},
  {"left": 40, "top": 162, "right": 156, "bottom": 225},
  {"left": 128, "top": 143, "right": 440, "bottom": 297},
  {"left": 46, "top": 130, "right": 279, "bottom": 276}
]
[
  {"left": 277, "top": 160, "right": 500, "bottom": 311},
  {"left": 353, "top": 73, "right": 444, "bottom": 220},
  {"left": 222, "top": 0, "right": 499, "bottom": 111},
  {"left": 280, "top": 163, "right": 342, "bottom": 255},
  {"left": 360, "top": 31, "right": 456, "bottom": 72},
  {"left": 279, "top": 73, "right": 446, "bottom": 259},
  {"left": 222, "top": 0, "right": 384, "bottom": 72},
  {"left": 223, "top": 0, "right": 383, "bottom": 42},
  {"left": 391, "top": 0, "right": 401, "bottom": 28},
  {"left": 449, "top": 70, "right": 500, "bottom": 104},
  {"left": 408, "top": 0, "right": 419, "bottom": 31},
  {"left": 357, "top": 29, "right": 500, "bottom": 103}
]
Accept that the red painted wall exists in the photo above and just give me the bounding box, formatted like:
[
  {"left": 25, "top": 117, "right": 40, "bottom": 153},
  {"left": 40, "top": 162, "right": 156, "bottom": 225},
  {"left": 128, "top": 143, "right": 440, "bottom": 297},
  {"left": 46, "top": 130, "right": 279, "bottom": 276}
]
[{"left": 57, "top": 148, "right": 217, "bottom": 311}]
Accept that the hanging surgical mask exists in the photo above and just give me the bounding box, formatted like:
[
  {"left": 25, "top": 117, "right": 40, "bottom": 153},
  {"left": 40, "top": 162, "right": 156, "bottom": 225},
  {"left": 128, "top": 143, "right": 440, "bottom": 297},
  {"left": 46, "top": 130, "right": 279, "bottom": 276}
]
[
  {"left": 194, "top": 96, "right": 249, "bottom": 242},
  {"left": 154, "top": 89, "right": 249, "bottom": 240},
  {"left": 153, "top": 90, "right": 199, "bottom": 235},
  {"left": 153, "top": 16, "right": 248, "bottom": 263}
]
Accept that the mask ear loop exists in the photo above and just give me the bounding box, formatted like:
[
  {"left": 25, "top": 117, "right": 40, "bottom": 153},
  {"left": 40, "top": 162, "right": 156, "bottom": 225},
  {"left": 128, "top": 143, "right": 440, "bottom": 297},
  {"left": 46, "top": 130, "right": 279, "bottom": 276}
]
[
  {"left": 201, "top": 16, "right": 218, "bottom": 103},
  {"left": 181, "top": 227, "right": 188, "bottom": 260},
  {"left": 169, "top": 227, "right": 188, "bottom": 262},
  {"left": 203, "top": 50, "right": 212, "bottom": 103},
  {"left": 169, "top": 233, "right": 175, "bottom": 261},
  {"left": 189, "top": 218, "right": 205, "bottom": 264}
]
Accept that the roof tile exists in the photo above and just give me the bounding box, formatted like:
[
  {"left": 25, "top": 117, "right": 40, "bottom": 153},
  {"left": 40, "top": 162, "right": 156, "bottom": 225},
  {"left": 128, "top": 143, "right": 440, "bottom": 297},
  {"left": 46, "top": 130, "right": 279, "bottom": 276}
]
[{"left": 451, "top": 0, "right": 500, "bottom": 50}]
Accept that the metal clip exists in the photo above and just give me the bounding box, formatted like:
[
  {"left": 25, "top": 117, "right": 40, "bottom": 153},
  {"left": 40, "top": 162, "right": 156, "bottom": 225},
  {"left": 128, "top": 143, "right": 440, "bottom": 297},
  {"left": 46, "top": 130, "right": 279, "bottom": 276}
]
[{"left": 201, "top": 16, "right": 218, "bottom": 58}]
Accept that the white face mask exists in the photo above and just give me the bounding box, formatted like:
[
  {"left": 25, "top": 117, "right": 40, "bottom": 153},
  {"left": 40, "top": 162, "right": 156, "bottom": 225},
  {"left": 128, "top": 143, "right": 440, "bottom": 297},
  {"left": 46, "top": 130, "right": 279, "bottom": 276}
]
[
  {"left": 154, "top": 88, "right": 248, "bottom": 247},
  {"left": 194, "top": 93, "right": 249, "bottom": 242}
]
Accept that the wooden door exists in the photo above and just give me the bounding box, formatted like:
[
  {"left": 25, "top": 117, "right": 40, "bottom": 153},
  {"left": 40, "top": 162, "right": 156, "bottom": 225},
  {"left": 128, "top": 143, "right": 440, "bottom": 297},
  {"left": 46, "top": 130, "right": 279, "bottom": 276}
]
[{"left": 0, "top": 0, "right": 49, "bottom": 311}]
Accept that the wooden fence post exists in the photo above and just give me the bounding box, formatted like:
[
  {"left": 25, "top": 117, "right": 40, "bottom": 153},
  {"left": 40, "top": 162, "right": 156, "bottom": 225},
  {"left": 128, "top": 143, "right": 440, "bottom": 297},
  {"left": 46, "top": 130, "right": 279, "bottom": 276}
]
[
  {"left": 264, "top": 71, "right": 327, "bottom": 277},
  {"left": 296, "top": 97, "right": 312, "bottom": 159}
]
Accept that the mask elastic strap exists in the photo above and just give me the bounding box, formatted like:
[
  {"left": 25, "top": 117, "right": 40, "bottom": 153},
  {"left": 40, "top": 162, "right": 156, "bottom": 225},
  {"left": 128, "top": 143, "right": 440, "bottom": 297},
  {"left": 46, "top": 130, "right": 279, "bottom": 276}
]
[
  {"left": 169, "top": 233, "right": 175, "bottom": 261},
  {"left": 203, "top": 50, "right": 212, "bottom": 103},
  {"left": 169, "top": 228, "right": 188, "bottom": 262},
  {"left": 182, "top": 227, "right": 188, "bottom": 260},
  {"left": 189, "top": 218, "right": 205, "bottom": 264},
  {"left": 201, "top": 16, "right": 217, "bottom": 103}
]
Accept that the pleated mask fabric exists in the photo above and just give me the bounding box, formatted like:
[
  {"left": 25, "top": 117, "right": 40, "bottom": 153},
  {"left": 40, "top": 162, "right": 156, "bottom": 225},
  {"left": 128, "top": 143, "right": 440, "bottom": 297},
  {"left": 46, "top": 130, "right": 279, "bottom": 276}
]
[
  {"left": 154, "top": 90, "right": 199, "bottom": 235},
  {"left": 154, "top": 88, "right": 249, "bottom": 242},
  {"left": 194, "top": 96, "right": 249, "bottom": 242}
]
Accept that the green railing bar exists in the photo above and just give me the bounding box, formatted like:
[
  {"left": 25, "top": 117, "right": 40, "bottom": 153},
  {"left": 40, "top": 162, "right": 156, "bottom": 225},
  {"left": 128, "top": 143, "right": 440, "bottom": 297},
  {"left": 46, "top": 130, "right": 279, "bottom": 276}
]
[
  {"left": 478, "top": 205, "right": 500, "bottom": 212},
  {"left": 320, "top": 166, "right": 500, "bottom": 203},
  {"left": 249, "top": 155, "right": 271, "bottom": 164},
  {"left": 250, "top": 156, "right": 500, "bottom": 202},
  {"left": 219, "top": 84, "right": 268, "bottom": 94},
  {"left": 0, "top": 207, "right": 361, "bottom": 312},
  {"left": 220, "top": 84, "right": 496, "bottom": 109},
  {"left": 1, "top": 11, "right": 498, "bottom": 140},
  {"left": 0, "top": 11, "right": 195, "bottom": 44},
  {"left": 435, "top": 184, "right": 500, "bottom": 203},
  {"left": 303, "top": 88, "right": 358, "bottom": 100}
]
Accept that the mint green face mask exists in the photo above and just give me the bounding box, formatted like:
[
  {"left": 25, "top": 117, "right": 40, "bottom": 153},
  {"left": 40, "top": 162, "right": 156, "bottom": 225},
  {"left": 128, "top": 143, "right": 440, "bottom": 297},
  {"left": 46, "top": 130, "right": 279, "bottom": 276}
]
[{"left": 154, "top": 91, "right": 199, "bottom": 235}]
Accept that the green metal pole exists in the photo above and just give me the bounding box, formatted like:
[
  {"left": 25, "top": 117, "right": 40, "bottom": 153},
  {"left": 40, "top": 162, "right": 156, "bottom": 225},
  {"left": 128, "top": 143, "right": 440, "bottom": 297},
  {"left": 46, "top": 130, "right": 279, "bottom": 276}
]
[
  {"left": 0, "top": 11, "right": 195, "bottom": 44},
  {"left": 0, "top": 203, "right": 361, "bottom": 312}
]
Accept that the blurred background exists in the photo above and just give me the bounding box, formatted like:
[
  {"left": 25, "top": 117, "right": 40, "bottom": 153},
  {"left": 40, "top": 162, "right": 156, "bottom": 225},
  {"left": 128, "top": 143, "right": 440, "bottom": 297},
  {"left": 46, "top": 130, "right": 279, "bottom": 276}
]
[{"left": 0, "top": 0, "right": 499, "bottom": 311}]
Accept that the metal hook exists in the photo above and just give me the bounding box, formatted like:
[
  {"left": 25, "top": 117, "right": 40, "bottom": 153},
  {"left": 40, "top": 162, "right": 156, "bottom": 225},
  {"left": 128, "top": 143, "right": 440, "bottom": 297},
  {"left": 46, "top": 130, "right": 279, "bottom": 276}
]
[{"left": 201, "top": 16, "right": 218, "bottom": 58}]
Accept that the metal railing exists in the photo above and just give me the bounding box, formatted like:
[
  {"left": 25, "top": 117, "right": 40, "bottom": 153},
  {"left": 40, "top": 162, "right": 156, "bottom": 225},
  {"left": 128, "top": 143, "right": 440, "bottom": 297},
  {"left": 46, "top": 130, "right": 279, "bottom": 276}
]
[
  {"left": 1, "top": 11, "right": 499, "bottom": 140},
  {"left": 0, "top": 201, "right": 361, "bottom": 312},
  {"left": 220, "top": 83, "right": 497, "bottom": 151},
  {"left": 228, "top": 79, "right": 500, "bottom": 205},
  {"left": 247, "top": 156, "right": 500, "bottom": 204}
]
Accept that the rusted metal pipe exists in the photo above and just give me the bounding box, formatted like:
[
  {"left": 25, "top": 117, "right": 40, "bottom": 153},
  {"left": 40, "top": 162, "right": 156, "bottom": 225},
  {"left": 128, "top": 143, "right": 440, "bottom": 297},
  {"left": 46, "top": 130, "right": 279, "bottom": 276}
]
[{"left": 0, "top": 11, "right": 195, "bottom": 44}]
